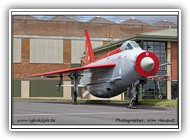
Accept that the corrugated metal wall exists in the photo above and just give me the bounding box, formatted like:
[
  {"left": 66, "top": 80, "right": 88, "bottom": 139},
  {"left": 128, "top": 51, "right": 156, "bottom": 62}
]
[
  {"left": 30, "top": 39, "right": 63, "bottom": 63},
  {"left": 13, "top": 38, "right": 21, "bottom": 63},
  {"left": 30, "top": 80, "right": 63, "bottom": 97},
  {"left": 71, "top": 40, "right": 102, "bottom": 64},
  {"left": 13, "top": 80, "right": 21, "bottom": 97}
]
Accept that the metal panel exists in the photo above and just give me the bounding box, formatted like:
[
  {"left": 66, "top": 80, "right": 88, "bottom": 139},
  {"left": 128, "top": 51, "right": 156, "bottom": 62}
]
[
  {"left": 13, "top": 38, "right": 21, "bottom": 63},
  {"left": 71, "top": 40, "right": 85, "bottom": 64},
  {"left": 14, "top": 35, "right": 110, "bottom": 41},
  {"left": 13, "top": 80, "right": 21, "bottom": 97},
  {"left": 63, "top": 81, "right": 72, "bottom": 99},
  {"left": 91, "top": 41, "right": 103, "bottom": 49},
  {"left": 30, "top": 39, "right": 63, "bottom": 63},
  {"left": 30, "top": 80, "right": 63, "bottom": 97},
  {"left": 71, "top": 63, "right": 81, "bottom": 68},
  {"left": 21, "top": 81, "right": 30, "bottom": 98},
  {"left": 71, "top": 40, "right": 102, "bottom": 63}
]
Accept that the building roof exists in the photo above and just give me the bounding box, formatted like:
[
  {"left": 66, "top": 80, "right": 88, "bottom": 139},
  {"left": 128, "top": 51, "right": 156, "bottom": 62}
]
[
  {"left": 94, "top": 28, "right": 178, "bottom": 53},
  {"left": 13, "top": 16, "right": 37, "bottom": 20},
  {"left": 152, "top": 20, "right": 177, "bottom": 28},
  {"left": 135, "top": 28, "right": 177, "bottom": 41},
  {"left": 51, "top": 16, "right": 78, "bottom": 22},
  {"left": 139, "top": 28, "right": 177, "bottom": 36},
  {"left": 88, "top": 17, "right": 115, "bottom": 24},
  {"left": 121, "top": 18, "right": 149, "bottom": 26}
]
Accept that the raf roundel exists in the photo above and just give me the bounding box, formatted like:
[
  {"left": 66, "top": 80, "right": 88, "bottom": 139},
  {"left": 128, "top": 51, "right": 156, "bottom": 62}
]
[{"left": 135, "top": 51, "right": 159, "bottom": 77}]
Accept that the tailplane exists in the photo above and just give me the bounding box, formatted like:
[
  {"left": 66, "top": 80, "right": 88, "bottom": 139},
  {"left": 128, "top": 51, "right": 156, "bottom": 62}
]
[{"left": 84, "top": 29, "right": 95, "bottom": 65}]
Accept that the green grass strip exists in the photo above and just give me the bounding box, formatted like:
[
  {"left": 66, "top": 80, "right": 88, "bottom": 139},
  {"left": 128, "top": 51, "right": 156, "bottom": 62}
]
[{"left": 13, "top": 97, "right": 177, "bottom": 108}]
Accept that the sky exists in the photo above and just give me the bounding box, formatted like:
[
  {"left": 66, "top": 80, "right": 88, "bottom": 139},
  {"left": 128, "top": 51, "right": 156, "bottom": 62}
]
[
  {"left": 71, "top": 16, "right": 177, "bottom": 24},
  {"left": 35, "top": 15, "right": 177, "bottom": 24}
]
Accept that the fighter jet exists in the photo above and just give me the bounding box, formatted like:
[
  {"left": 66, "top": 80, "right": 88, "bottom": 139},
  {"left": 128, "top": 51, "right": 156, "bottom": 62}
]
[{"left": 22, "top": 29, "right": 160, "bottom": 108}]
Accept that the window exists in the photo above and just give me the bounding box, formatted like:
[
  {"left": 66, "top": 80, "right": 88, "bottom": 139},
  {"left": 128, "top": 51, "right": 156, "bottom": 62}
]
[
  {"left": 130, "top": 41, "right": 142, "bottom": 49},
  {"left": 171, "top": 81, "right": 178, "bottom": 99},
  {"left": 142, "top": 80, "right": 167, "bottom": 99},
  {"left": 126, "top": 43, "right": 133, "bottom": 50},
  {"left": 142, "top": 41, "right": 167, "bottom": 99}
]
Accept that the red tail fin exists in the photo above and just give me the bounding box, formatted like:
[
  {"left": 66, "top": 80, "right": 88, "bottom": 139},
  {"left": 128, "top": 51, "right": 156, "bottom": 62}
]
[{"left": 84, "top": 29, "right": 95, "bottom": 65}]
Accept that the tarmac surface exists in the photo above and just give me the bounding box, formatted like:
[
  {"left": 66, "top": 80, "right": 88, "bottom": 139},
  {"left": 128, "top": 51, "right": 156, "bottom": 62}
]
[{"left": 12, "top": 100, "right": 178, "bottom": 126}]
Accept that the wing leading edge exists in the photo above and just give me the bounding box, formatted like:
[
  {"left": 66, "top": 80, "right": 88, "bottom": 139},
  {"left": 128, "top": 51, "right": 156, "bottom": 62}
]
[{"left": 21, "top": 63, "right": 116, "bottom": 79}]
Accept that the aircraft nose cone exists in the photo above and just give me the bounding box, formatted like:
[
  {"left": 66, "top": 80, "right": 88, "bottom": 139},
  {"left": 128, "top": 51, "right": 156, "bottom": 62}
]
[{"left": 140, "top": 57, "right": 154, "bottom": 71}]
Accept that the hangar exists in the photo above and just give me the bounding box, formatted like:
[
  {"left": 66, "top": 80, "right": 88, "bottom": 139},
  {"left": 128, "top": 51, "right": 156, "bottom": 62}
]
[{"left": 12, "top": 15, "right": 178, "bottom": 100}]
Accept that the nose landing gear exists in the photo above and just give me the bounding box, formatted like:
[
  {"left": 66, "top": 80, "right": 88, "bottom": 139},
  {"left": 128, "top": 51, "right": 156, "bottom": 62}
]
[
  {"left": 128, "top": 81, "right": 139, "bottom": 109},
  {"left": 128, "top": 88, "right": 138, "bottom": 109}
]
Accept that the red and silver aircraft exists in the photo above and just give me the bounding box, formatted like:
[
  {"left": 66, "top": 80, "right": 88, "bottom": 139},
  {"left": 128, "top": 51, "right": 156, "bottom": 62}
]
[{"left": 22, "top": 29, "right": 161, "bottom": 108}]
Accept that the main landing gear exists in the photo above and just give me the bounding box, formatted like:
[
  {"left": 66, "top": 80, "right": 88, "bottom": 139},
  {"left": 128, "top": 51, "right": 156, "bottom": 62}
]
[
  {"left": 57, "top": 73, "right": 81, "bottom": 105},
  {"left": 69, "top": 73, "right": 81, "bottom": 105}
]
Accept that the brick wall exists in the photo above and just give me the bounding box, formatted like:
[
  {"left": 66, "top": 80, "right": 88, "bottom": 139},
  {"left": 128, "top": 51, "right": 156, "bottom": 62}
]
[
  {"left": 171, "top": 42, "right": 178, "bottom": 80},
  {"left": 21, "top": 38, "right": 30, "bottom": 63},
  {"left": 63, "top": 39, "right": 71, "bottom": 64},
  {"left": 13, "top": 19, "right": 166, "bottom": 39}
]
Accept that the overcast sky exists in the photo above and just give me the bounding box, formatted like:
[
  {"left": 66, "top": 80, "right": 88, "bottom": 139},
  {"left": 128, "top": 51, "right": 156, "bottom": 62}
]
[
  {"left": 35, "top": 15, "right": 177, "bottom": 24},
  {"left": 71, "top": 16, "right": 177, "bottom": 24}
]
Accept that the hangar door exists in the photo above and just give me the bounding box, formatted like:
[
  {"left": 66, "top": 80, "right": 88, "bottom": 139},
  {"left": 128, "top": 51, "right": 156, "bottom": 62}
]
[{"left": 30, "top": 80, "right": 63, "bottom": 97}]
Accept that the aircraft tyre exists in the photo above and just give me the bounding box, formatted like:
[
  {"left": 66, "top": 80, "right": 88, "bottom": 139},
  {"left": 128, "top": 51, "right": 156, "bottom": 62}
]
[{"left": 72, "top": 91, "right": 78, "bottom": 105}]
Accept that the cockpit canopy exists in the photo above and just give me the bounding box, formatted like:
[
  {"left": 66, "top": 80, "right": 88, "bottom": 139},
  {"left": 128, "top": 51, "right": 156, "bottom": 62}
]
[{"left": 120, "top": 41, "right": 142, "bottom": 51}]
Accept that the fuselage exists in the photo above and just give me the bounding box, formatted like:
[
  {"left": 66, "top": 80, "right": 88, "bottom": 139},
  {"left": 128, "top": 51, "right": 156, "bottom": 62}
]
[{"left": 80, "top": 41, "right": 159, "bottom": 98}]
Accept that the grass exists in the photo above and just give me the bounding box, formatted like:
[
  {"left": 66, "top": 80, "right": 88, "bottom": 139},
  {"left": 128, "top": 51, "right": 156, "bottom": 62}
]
[
  {"left": 13, "top": 97, "right": 177, "bottom": 108},
  {"left": 13, "top": 97, "right": 129, "bottom": 104},
  {"left": 138, "top": 99, "right": 178, "bottom": 108}
]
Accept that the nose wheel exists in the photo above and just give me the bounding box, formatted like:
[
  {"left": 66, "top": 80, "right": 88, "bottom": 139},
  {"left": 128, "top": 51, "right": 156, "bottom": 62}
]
[
  {"left": 72, "top": 91, "right": 78, "bottom": 104},
  {"left": 128, "top": 81, "right": 139, "bottom": 109}
]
